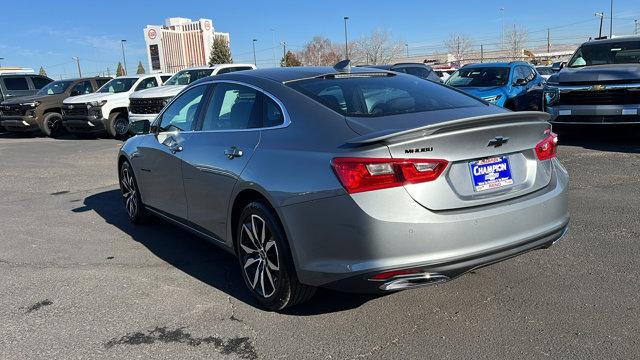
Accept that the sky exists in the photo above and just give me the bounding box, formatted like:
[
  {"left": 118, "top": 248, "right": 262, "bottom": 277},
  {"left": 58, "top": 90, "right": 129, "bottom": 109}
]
[{"left": 1, "top": 0, "right": 638, "bottom": 79}]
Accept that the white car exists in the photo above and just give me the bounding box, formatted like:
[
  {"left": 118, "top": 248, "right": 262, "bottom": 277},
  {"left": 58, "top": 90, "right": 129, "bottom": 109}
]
[
  {"left": 61, "top": 73, "right": 171, "bottom": 138},
  {"left": 128, "top": 64, "right": 256, "bottom": 124}
]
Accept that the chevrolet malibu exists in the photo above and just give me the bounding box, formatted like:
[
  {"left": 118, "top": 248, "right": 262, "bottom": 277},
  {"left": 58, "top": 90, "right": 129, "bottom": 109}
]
[{"left": 118, "top": 62, "right": 569, "bottom": 310}]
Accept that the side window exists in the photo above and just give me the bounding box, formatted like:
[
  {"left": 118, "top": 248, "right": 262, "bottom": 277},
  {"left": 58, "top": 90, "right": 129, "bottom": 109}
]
[
  {"left": 160, "top": 75, "right": 172, "bottom": 84},
  {"left": 4, "top": 77, "right": 29, "bottom": 90},
  {"left": 158, "top": 85, "right": 207, "bottom": 132},
  {"left": 262, "top": 97, "right": 284, "bottom": 127},
  {"left": 95, "top": 78, "right": 110, "bottom": 89},
  {"left": 215, "top": 68, "right": 232, "bottom": 75},
  {"left": 525, "top": 66, "right": 536, "bottom": 81},
  {"left": 70, "top": 81, "right": 93, "bottom": 96},
  {"left": 400, "top": 66, "right": 431, "bottom": 79},
  {"left": 135, "top": 77, "right": 159, "bottom": 91},
  {"left": 201, "top": 83, "right": 261, "bottom": 131},
  {"left": 31, "top": 76, "right": 52, "bottom": 89}
]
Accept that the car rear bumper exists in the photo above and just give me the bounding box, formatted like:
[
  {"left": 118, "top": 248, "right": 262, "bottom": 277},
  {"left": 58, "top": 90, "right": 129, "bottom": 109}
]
[
  {"left": 62, "top": 116, "right": 107, "bottom": 133},
  {"left": 546, "top": 104, "right": 640, "bottom": 124},
  {"left": 278, "top": 158, "right": 569, "bottom": 292},
  {"left": 0, "top": 116, "right": 39, "bottom": 132}
]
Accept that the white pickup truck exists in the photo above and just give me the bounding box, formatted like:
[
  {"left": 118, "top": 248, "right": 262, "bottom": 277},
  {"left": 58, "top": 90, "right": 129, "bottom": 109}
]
[
  {"left": 128, "top": 64, "right": 256, "bottom": 124},
  {"left": 62, "top": 73, "right": 171, "bottom": 138}
]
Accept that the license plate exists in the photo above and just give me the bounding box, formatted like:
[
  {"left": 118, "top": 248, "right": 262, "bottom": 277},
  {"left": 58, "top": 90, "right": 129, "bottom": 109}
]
[{"left": 469, "top": 156, "right": 514, "bottom": 192}]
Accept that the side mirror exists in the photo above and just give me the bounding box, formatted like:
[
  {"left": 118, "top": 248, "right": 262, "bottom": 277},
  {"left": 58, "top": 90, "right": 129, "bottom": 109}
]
[
  {"left": 513, "top": 78, "right": 528, "bottom": 86},
  {"left": 551, "top": 62, "right": 565, "bottom": 72},
  {"left": 129, "top": 120, "right": 150, "bottom": 135}
]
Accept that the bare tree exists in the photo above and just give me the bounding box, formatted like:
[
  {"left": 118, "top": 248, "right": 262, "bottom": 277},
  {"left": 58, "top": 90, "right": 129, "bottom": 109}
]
[
  {"left": 505, "top": 25, "right": 528, "bottom": 61},
  {"left": 351, "top": 29, "right": 404, "bottom": 65},
  {"left": 298, "top": 36, "right": 342, "bottom": 66},
  {"left": 443, "top": 34, "right": 473, "bottom": 65}
]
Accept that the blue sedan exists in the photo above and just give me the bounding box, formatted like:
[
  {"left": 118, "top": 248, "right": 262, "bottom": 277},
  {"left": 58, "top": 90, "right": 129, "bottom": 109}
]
[{"left": 445, "top": 61, "right": 545, "bottom": 111}]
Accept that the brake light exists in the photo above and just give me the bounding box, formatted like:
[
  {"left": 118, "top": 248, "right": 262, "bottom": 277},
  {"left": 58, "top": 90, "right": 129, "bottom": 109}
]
[
  {"left": 535, "top": 130, "right": 558, "bottom": 161},
  {"left": 331, "top": 157, "right": 448, "bottom": 194}
]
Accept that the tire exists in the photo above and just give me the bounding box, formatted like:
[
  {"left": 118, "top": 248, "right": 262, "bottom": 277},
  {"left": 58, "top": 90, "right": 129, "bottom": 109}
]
[
  {"left": 39, "top": 112, "right": 64, "bottom": 137},
  {"left": 235, "top": 201, "right": 315, "bottom": 310},
  {"left": 119, "top": 161, "right": 146, "bottom": 224},
  {"left": 107, "top": 112, "right": 129, "bottom": 139}
]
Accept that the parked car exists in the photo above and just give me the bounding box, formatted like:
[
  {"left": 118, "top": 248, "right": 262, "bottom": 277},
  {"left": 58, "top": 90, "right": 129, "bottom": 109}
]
[
  {"left": 432, "top": 65, "right": 458, "bottom": 82},
  {"left": 0, "top": 73, "right": 52, "bottom": 103},
  {"left": 118, "top": 63, "right": 569, "bottom": 310},
  {"left": 544, "top": 36, "right": 640, "bottom": 124},
  {"left": 357, "top": 63, "right": 442, "bottom": 82},
  {"left": 535, "top": 66, "right": 554, "bottom": 80},
  {"left": 0, "top": 77, "right": 111, "bottom": 136},
  {"left": 128, "top": 64, "right": 256, "bottom": 125},
  {"left": 445, "top": 62, "right": 545, "bottom": 111},
  {"left": 61, "top": 73, "right": 170, "bottom": 138}
]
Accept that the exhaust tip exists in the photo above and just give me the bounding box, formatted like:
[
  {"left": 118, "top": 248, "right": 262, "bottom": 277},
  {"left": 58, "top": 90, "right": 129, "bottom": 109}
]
[{"left": 379, "top": 273, "right": 450, "bottom": 291}]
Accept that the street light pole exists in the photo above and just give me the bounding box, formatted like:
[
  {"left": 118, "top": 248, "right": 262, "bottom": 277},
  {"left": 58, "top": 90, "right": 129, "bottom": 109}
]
[
  {"left": 343, "top": 17, "right": 349, "bottom": 60},
  {"left": 0, "top": 57, "right": 4, "bottom": 67},
  {"left": 595, "top": 12, "right": 604, "bottom": 38},
  {"left": 405, "top": 43, "right": 409, "bottom": 58},
  {"left": 609, "top": 0, "right": 613, "bottom": 38},
  {"left": 120, "top": 40, "right": 127, "bottom": 76},
  {"left": 270, "top": 29, "right": 276, "bottom": 67},
  {"left": 500, "top": 7, "right": 505, "bottom": 50},
  {"left": 252, "top": 39, "right": 257, "bottom": 66}
]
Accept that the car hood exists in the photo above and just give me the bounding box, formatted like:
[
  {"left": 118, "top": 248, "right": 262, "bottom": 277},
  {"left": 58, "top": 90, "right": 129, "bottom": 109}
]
[
  {"left": 556, "top": 64, "right": 640, "bottom": 84},
  {"left": 130, "top": 85, "right": 185, "bottom": 99},
  {"left": 63, "top": 92, "right": 123, "bottom": 104}
]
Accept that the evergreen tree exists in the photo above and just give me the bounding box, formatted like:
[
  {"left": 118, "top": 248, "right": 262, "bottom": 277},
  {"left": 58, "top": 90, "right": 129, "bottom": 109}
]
[
  {"left": 116, "top": 62, "right": 125, "bottom": 76},
  {"left": 38, "top": 66, "right": 47, "bottom": 76},
  {"left": 208, "top": 35, "right": 233, "bottom": 65},
  {"left": 280, "top": 51, "right": 302, "bottom": 67},
  {"left": 136, "top": 61, "right": 146, "bottom": 74}
]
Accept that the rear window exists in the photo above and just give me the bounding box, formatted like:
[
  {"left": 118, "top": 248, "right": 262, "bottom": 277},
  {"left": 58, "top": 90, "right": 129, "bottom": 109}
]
[
  {"left": 3, "top": 77, "right": 29, "bottom": 90},
  {"left": 288, "top": 74, "right": 482, "bottom": 117},
  {"left": 31, "top": 76, "right": 52, "bottom": 89}
]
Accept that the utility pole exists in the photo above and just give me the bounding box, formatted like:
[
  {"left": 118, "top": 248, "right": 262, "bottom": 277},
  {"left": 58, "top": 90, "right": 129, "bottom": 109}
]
[
  {"left": 500, "top": 7, "right": 505, "bottom": 50},
  {"left": 280, "top": 41, "right": 287, "bottom": 65},
  {"left": 405, "top": 43, "right": 409, "bottom": 58},
  {"left": 72, "top": 57, "right": 82, "bottom": 77},
  {"left": 547, "top": 28, "right": 550, "bottom": 53},
  {"left": 252, "top": 39, "right": 257, "bottom": 66},
  {"left": 120, "top": 40, "right": 127, "bottom": 75},
  {"left": 270, "top": 29, "right": 276, "bottom": 67},
  {"left": 595, "top": 12, "right": 604, "bottom": 38},
  {"left": 480, "top": 45, "right": 484, "bottom": 63},
  {"left": 0, "top": 57, "right": 4, "bottom": 67},
  {"left": 634, "top": 19, "right": 638, "bottom": 35},
  {"left": 609, "top": 0, "right": 613, "bottom": 38},
  {"left": 343, "top": 17, "right": 350, "bottom": 60}
]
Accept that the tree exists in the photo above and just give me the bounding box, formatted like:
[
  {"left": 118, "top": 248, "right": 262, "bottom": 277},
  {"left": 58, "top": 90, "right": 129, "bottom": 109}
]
[
  {"left": 136, "top": 61, "right": 146, "bottom": 74},
  {"left": 506, "top": 25, "right": 528, "bottom": 61},
  {"left": 208, "top": 35, "right": 233, "bottom": 65},
  {"left": 444, "top": 34, "right": 473, "bottom": 65},
  {"left": 299, "top": 36, "right": 342, "bottom": 66},
  {"left": 351, "top": 29, "right": 404, "bottom": 65},
  {"left": 115, "top": 62, "right": 125, "bottom": 76},
  {"left": 38, "top": 66, "right": 47, "bottom": 76},
  {"left": 280, "top": 51, "right": 302, "bottom": 67}
]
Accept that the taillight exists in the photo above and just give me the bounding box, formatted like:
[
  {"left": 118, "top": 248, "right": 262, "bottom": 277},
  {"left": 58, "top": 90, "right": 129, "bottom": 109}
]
[
  {"left": 331, "top": 157, "right": 448, "bottom": 194},
  {"left": 535, "top": 129, "right": 558, "bottom": 161}
]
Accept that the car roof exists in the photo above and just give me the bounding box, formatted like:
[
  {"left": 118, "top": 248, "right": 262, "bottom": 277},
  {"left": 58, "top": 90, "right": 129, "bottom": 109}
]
[
  {"left": 221, "top": 66, "right": 394, "bottom": 83},
  {"left": 582, "top": 35, "right": 640, "bottom": 45}
]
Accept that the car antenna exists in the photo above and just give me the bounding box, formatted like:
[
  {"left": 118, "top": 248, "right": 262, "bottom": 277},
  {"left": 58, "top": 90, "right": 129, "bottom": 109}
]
[{"left": 333, "top": 59, "right": 351, "bottom": 73}]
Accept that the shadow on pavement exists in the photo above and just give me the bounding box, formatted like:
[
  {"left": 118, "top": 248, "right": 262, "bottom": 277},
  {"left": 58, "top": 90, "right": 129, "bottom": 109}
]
[
  {"left": 75, "top": 189, "right": 378, "bottom": 314},
  {"left": 554, "top": 124, "right": 640, "bottom": 154}
]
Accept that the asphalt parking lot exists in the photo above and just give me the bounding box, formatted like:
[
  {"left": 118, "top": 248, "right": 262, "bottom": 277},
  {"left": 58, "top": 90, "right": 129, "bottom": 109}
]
[{"left": 0, "top": 127, "right": 638, "bottom": 359}]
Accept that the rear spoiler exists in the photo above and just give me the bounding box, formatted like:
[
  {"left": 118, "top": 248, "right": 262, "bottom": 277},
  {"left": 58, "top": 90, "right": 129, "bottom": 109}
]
[{"left": 346, "top": 111, "right": 551, "bottom": 145}]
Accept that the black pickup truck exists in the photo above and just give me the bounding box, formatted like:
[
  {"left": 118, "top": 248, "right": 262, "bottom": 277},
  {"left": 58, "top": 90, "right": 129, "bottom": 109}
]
[{"left": 543, "top": 36, "right": 640, "bottom": 125}]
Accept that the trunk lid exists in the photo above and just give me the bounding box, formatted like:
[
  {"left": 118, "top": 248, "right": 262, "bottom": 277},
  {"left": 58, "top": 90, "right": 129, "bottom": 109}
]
[{"left": 346, "top": 111, "right": 553, "bottom": 211}]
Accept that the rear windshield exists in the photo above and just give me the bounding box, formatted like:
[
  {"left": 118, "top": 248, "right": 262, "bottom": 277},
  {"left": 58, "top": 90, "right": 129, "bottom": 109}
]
[
  {"left": 568, "top": 41, "right": 640, "bottom": 67},
  {"left": 445, "top": 67, "right": 510, "bottom": 87},
  {"left": 288, "top": 74, "right": 482, "bottom": 117}
]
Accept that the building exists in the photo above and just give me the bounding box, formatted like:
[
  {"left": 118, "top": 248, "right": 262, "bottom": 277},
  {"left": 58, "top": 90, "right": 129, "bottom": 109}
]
[{"left": 143, "top": 17, "right": 230, "bottom": 73}]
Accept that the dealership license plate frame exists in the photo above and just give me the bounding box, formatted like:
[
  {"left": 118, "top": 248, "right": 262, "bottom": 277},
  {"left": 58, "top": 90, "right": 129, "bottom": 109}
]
[{"left": 469, "top": 156, "right": 514, "bottom": 192}]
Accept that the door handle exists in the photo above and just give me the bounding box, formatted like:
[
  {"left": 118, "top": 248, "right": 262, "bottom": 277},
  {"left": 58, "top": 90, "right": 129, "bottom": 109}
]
[{"left": 224, "top": 146, "right": 243, "bottom": 159}]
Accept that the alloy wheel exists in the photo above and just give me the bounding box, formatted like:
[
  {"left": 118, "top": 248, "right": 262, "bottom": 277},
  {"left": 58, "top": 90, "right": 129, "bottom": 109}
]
[
  {"left": 115, "top": 117, "right": 129, "bottom": 136},
  {"left": 120, "top": 165, "right": 138, "bottom": 219},
  {"left": 239, "top": 214, "right": 280, "bottom": 298},
  {"left": 46, "top": 116, "right": 61, "bottom": 134}
]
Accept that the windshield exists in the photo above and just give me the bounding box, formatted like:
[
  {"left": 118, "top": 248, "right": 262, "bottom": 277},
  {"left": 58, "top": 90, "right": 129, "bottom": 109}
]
[
  {"left": 288, "top": 74, "right": 482, "bottom": 117},
  {"left": 568, "top": 41, "right": 640, "bottom": 67},
  {"left": 36, "top": 80, "right": 73, "bottom": 95},
  {"left": 97, "top": 78, "right": 138, "bottom": 93},
  {"left": 163, "top": 69, "right": 213, "bottom": 86},
  {"left": 445, "top": 67, "right": 511, "bottom": 87}
]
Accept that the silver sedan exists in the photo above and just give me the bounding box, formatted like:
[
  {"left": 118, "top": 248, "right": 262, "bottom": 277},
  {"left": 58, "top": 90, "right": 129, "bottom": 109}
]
[{"left": 118, "top": 63, "right": 569, "bottom": 310}]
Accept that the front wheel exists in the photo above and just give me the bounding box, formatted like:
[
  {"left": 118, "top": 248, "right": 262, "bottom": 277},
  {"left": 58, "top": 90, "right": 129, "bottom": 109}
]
[
  {"left": 236, "top": 201, "right": 315, "bottom": 310},
  {"left": 107, "top": 112, "right": 129, "bottom": 139},
  {"left": 40, "top": 112, "right": 64, "bottom": 137}
]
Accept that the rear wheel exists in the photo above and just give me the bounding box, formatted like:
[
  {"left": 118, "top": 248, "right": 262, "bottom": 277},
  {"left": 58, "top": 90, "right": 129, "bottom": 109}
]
[
  {"left": 236, "top": 201, "right": 315, "bottom": 310},
  {"left": 120, "top": 161, "right": 146, "bottom": 224},
  {"left": 40, "top": 112, "right": 64, "bottom": 137},
  {"left": 107, "top": 112, "right": 129, "bottom": 139}
]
